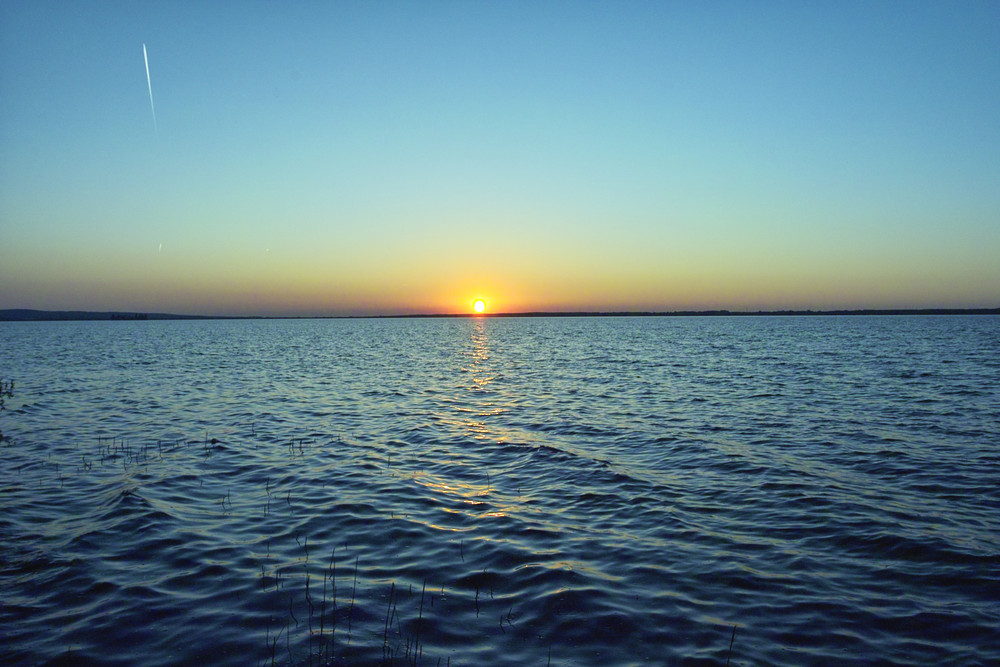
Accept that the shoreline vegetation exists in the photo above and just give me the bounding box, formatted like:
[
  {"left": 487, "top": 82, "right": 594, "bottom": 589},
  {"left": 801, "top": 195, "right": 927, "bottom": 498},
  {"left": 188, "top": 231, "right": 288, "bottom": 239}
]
[{"left": 1, "top": 307, "right": 999, "bottom": 322}]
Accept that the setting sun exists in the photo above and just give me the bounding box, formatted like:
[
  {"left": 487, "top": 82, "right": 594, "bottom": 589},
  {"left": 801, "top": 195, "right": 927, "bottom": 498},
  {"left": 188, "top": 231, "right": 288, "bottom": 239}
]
[{"left": 473, "top": 299, "right": 486, "bottom": 314}]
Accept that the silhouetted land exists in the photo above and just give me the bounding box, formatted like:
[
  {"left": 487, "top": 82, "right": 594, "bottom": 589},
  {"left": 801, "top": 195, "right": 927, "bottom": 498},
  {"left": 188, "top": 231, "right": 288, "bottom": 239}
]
[
  {"left": 410, "top": 307, "right": 1000, "bottom": 318},
  {"left": 2, "top": 307, "right": 998, "bottom": 321},
  {"left": 0, "top": 309, "right": 213, "bottom": 321}
]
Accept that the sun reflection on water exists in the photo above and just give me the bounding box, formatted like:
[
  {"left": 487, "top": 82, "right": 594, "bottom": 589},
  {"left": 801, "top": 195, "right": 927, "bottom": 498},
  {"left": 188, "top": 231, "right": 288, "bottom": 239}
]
[
  {"left": 460, "top": 319, "right": 500, "bottom": 439},
  {"left": 407, "top": 319, "right": 544, "bottom": 532}
]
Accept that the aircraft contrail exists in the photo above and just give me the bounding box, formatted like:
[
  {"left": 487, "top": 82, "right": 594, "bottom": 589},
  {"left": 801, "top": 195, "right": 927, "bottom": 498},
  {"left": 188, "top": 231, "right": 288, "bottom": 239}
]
[{"left": 143, "top": 43, "right": 157, "bottom": 134}]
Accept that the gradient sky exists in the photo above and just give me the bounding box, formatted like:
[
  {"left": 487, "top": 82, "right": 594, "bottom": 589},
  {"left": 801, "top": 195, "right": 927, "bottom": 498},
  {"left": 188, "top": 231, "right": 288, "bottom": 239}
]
[{"left": 1, "top": 1, "right": 998, "bottom": 316}]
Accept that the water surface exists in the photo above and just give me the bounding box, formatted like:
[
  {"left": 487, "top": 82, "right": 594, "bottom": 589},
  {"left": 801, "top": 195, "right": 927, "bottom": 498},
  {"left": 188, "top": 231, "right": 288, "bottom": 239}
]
[{"left": 1, "top": 316, "right": 998, "bottom": 665}]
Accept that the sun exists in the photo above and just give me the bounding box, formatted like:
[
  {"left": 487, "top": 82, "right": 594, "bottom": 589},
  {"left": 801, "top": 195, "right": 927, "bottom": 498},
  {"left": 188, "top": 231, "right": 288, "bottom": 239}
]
[{"left": 473, "top": 299, "right": 486, "bottom": 314}]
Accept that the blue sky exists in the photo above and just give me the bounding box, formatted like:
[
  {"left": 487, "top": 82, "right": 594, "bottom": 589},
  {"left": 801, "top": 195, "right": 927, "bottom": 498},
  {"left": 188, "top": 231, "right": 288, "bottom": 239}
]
[{"left": 1, "top": 1, "right": 998, "bottom": 315}]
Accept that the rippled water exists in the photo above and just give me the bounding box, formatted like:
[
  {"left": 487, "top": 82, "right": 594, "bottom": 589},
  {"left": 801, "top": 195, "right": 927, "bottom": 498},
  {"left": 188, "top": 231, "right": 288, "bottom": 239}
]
[{"left": 1, "top": 316, "right": 998, "bottom": 666}]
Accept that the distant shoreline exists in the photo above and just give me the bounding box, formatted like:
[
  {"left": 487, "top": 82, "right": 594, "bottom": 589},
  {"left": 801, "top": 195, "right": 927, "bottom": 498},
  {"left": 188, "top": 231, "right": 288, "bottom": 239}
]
[{"left": 2, "top": 307, "right": 999, "bottom": 321}]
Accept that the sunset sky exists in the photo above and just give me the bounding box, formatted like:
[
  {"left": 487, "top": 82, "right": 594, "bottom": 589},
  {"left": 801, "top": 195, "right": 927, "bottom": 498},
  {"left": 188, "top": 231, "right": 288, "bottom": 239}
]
[{"left": 1, "top": 1, "right": 998, "bottom": 316}]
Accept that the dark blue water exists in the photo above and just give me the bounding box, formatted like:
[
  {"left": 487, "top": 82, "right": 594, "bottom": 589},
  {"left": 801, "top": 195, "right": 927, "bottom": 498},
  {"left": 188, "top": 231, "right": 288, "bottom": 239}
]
[{"left": 1, "top": 316, "right": 998, "bottom": 666}]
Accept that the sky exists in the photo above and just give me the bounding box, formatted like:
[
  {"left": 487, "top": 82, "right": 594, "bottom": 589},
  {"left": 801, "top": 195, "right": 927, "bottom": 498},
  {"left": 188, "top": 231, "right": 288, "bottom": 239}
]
[{"left": 1, "top": 1, "right": 998, "bottom": 316}]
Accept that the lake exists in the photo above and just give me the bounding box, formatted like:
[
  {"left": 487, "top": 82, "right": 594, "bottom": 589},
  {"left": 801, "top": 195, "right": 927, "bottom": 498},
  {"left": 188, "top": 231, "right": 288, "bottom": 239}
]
[{"left": 1, "top": 316, "right": 998, "bottom": 666}]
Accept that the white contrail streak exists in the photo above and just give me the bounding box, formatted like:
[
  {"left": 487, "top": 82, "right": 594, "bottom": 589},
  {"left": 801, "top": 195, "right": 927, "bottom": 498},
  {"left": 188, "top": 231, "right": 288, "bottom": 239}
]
[{"left": 143, "top": 43, "right": 157, "bottom": 134}]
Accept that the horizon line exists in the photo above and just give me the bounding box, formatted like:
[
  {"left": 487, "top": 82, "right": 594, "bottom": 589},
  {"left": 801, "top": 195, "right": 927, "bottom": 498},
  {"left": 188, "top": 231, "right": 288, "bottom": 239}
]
[{"left": 2, "top": 306, "right": 999, "bottom": 321}]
